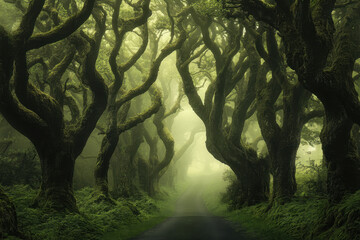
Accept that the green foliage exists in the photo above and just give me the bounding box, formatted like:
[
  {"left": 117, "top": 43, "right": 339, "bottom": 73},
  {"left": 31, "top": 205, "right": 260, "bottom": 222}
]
[
  {"left": 301, "top": 123, "right": 321, "bottom": 146},
  {"left": 191, "top": 0, "right": 224, "bottom": 17},
  {"left": 0, "top": 1, "right": 22, "bottom": 31},
  {"left": 226, "top": 206, "right": 294, "bottom": 240},
  {"left": 0, "top": 186, "right": 18, "bottom": 239},
  {"left": 3, "top": 185, "right": 178, "bottom": 240},
  {"left": 315, "top": 191, "right": 360, "bottom": 240},
  {"left": 103, "top": 185, "right": 185, "bottom": 240},
  {"left": 0, "top": 148, "right": 40, "bottom": 187},
  {"left": 212, "top": 168, "right": 360, "bottom": 240},
  {"left": 221, "top": 170, "right": 243, "bottom": 209},
  {"left": 154, "top": 15, "right": 171, "bottom": 31},
  {"left": 209, "top": 193, "right": 327, "bottom": 240},
  {"left": 262, "top": 198, "right": 327, "bottom": 240},
  {"left": 4, "top": 185, "right": 100, "bottom": 240},
  {"left": 296, "top": 160, "right": 327, "bottom": 197}
]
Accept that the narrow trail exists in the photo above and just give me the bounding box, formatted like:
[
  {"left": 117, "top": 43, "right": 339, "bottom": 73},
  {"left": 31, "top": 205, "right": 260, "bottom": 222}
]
[{"left": 131, "top": 182, "right": 257, "bottom": 240}]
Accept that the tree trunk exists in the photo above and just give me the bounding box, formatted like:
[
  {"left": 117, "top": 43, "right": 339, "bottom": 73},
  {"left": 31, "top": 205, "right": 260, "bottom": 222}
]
[
  {"left": 320, "top": 104, "right": 360, "bottom": 203},
  {"left": 211, "top": 142, "right": 270, "bottom": 206},
  {"left": 159, "top": 165, "right": 176, "bottom": 189},
  {"left": 235, "top": 157, "right": 269, "bottom": 205},
  {"left": 138, "top": 157, "right": 160, "bottom": 197},
  {"left": 271, "top": 142, "right": 298, "bottom": 203},
  {"left": 114, "top": 153, "right": 137, "bottom": 197},
  {"left": 94, "top": 128, "right": 119, "bottom": 199},
  {"left": 33, "top": 143, "right": 77, "bottom": 212}
]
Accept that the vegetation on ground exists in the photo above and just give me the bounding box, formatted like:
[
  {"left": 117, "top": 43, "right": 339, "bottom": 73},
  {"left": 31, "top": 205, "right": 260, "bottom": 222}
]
[
  {"left": 204, "top": 167, "right": 360, "bottom": 240},
  {"left": 2, "top": 185, "right": 181, "bottom": 240}
]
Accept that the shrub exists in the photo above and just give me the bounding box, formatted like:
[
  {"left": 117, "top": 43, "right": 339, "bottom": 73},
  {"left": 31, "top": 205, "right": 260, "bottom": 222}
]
[
  {"left": 4, "top": 185, "right": 164, "bottom": 240},
  {"left": 296, "top": 159, "right": 326, "bottom": 197},
  {"left": 221, "top": 170, "right": 242, "bottom": 209},
  {"left": 0, "top": 147, "right": 40, "bottom": 188}
]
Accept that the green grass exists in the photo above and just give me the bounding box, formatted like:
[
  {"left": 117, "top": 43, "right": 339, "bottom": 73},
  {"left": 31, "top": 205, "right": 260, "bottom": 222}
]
[
  {"left": 226, "top": 209, "right": 292, "bottom": 240},
  {"left": 205, "top": 194, "right": 296, "bottom": 240},
  {"left": 316, "top": 190, "right": 360, "bottom": 240},
  {"left": 102, "top": 182, "right": 190, "bottom": 239},
  {"left": 102, "top": 186, "right": 183, "bottom": 240},
  {"left": 203, "top": 177, "right": 360, "bottom": 240},
  {"left": 3, "top": 184, "right": 185, "bottom": 240},
  {"left": 201, "top": 174, "right": 324, "bottom": 240}
]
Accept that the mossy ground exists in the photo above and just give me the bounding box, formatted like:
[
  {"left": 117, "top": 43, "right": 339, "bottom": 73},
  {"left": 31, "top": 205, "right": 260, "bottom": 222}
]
[
  {"left": 203, "top": 176, "right": 360, "bottom": 240},
  {"left": 2, "top": 184, "right": 183, "bottom": 240}
]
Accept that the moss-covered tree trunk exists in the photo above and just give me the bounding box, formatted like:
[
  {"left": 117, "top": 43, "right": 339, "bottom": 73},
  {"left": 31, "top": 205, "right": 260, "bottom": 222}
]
[
  {"left": 234, "top": 156, "right": 269, "bottom": 205},
  {"left": 140, "top": 103, "right": 176, "bottom": 197},
  {"left": 246, "top": 26, "right": 322, "bottom": 203},
  {"left": 0, "top": 2, "right": 107, "bottom": 212},
  {"left": 113, "top": 128, "right": 143, "bottom": 197},
  {"left": 94, "top": 128, "right": 119, "bottom": 199},
  {"left": 271, "top": 142, "right": 297, "bottom": 199},
  {"left": 320, "top": 103, "right": 360, "bottom": 203},
  {"left": 33, "top": 142, "right": 77, "bottom": 211},
  {"left": 207, "top": 136, "right": 269, "bottom": 205}
]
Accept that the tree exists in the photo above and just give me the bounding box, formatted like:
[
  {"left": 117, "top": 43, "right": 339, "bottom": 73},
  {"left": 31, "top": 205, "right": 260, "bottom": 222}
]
[
  {"left": 240, "top": 22, "right": 324, "bottom": 203},
  {"left": 93, "top": 0, "right": 187, "bottom": 199},
  {"left": 160, "top": 127, "right": 203, "bottom": 188},
  {"left": 139, "top": 85, "right": 183, "bottom": 196},
  {"left": 111, "top": 124, "right": 144, "bottom": 197},
  {"left": 224, "top": 0, "right": 360, "bottom": 203},
  {"left": 0, "top": 0, "right": 107, "bottom": 212},
  {"left": 176, "top": 3, "right": 269, "bottom": 205}
]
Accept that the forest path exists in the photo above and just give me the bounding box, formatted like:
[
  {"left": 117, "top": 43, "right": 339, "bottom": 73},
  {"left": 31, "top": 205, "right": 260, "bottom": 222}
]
[{"left": 131, "top": 181, "right": 257, "bottom": 240}]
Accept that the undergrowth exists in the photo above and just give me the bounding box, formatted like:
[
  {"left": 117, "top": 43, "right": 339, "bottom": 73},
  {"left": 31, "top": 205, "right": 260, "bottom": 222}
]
[
  {"left": 3, "top": 185, "right": 179, "bottom": 240},
  {"left": 206, "top": 167, "right": 360, "bottom": 240}
]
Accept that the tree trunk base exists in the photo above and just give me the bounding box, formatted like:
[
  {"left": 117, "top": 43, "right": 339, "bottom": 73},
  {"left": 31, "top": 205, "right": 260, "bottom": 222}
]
[{"left": 33, "top": 186, "right": 78, "bottom": 213}]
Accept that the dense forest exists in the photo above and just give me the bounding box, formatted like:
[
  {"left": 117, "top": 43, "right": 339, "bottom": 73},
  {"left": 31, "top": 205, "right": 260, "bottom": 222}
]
[{"left": 0, "top": 0, "right": 359, "bottom": 239}]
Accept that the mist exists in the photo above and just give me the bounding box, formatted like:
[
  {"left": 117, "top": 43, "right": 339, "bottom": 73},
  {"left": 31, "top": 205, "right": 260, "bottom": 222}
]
[{"left": 1, "top": 0, "right": 360, "bottom": 240}]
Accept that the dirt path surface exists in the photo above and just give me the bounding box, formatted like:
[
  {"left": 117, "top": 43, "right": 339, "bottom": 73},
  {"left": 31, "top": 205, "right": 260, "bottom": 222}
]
[{"left": 131, "top": 183, "right": 256, "bottom": 240}]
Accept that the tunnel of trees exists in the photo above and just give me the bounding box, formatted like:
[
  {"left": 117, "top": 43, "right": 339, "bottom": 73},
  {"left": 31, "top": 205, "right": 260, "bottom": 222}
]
[{"left": 0, "top": 0, "right": 359, "bottom": 239}]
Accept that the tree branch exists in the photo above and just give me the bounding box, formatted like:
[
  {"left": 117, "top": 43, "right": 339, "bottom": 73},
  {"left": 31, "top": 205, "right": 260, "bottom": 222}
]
[{"left": 26, "top": 0, "right": 96, "bottom": 50}]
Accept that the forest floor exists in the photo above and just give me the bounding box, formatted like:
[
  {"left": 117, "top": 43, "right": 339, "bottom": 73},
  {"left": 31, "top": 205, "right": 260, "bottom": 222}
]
[
  {"left": 3, "top": 178, "right": 359, "bottom": 240},
  {"left": 202, "top": 175, "right": 360, "bottom": 240},
  {"left": 2, "top": 185, "right": 182, "bottom": 240}
]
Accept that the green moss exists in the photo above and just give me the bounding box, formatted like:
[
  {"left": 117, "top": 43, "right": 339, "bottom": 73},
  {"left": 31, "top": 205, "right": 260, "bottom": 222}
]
[
  {"left": 3, "top": 185, "right": 179, "bottom": 240},
  {"left": 207, "top": 186, "right": 360, "bottom": 240},
  {"left": 206, "top": 196, "right": 328, "bottom": 240}
]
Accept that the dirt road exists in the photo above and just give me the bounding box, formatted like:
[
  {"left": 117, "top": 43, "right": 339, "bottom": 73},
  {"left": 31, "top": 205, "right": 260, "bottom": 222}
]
[{"left": 131, "top": 183, "right": 256, "bottom": 240}]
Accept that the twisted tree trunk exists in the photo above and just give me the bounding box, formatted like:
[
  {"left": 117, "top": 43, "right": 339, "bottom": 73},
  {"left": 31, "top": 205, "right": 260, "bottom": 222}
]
[{"left": 0, "top": 2, "right": 107, "bottom": 212}]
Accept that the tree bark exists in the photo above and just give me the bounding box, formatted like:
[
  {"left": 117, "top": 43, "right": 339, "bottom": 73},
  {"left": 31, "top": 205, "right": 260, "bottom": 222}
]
[
  {"left": 33, "top": 141, "right": 77, "bottom": 212},
  {"left": 320, "top": 102, "right": 360, "bottom": 203},
  {"left": 94, "top": 127, "right": 119, "bottom": 199}
]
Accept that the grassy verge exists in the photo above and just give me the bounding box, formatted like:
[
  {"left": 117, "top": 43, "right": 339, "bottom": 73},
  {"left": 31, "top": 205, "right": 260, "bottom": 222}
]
[
  {"left": 203, "top": 178, "right": 360, "bottom": 240},
  {"left": 3, "top": 184, "right": 185, "bottom": 240},
  {"left": 102, "top": 184, "right": 185, "bottom": 240},
  {"left": 201, "top": 176, "right": 323, "bottom": 240}
]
